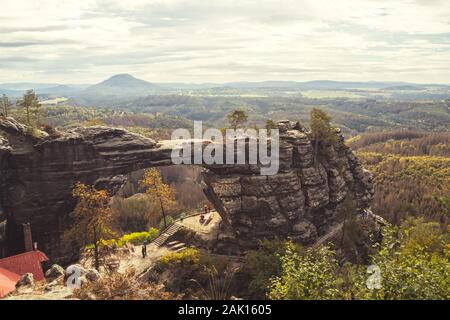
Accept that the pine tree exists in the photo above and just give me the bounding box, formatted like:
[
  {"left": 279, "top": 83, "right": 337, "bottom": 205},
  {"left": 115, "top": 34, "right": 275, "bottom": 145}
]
[
  {"left": 227, "top": 110, "right": 248, "bottom": 130},
  {"left": 17, "top": 90, "right": 40, "bottom": 125},
  {"left": 309, "top": 108, "right": 337, "bottom": 164},
  {"left": 0, "top": 94, "right": 13, "bottom": 117}
]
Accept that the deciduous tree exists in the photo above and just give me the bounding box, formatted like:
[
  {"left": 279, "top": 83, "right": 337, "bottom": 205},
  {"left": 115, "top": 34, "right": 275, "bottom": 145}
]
[
  {"left": 139, "top": 168, "right": 176, "bottom": 229},
  {"left": 64, "top": 182, "right": 116, "bottom": 271}
]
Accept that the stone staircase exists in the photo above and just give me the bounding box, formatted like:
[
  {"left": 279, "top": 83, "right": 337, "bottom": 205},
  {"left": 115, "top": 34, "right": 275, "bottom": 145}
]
[{"left": 151, "top": 222, "right": 182, "bottom": 247}]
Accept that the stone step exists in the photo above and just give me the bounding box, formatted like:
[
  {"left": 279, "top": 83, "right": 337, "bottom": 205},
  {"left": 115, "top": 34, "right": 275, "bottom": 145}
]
[
  {"left": 169, "top": 242, "right": 186, "bottom": 250},
  {"left": 151, "top": 222, "right": 182, "bottom": 247}
]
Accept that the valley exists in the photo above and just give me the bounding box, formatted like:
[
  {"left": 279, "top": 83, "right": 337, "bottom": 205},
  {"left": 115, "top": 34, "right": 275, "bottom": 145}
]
[{"left": 0, "top": 74, "right": 449, "bottom": 300}]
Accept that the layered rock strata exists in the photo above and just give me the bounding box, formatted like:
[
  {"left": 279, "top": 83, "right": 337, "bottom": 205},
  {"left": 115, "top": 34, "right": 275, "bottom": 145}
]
[{"left": 0, "top": 117, "right": 374, "bottom": 259}]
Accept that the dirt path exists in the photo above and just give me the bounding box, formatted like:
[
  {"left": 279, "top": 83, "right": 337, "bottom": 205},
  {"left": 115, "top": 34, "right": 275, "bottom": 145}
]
[{"left": 118, "top": 244, "right": 171, "bottom": 275}]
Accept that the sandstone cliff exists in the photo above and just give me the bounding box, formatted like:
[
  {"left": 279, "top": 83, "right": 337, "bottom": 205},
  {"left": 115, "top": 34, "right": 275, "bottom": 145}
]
[
  {"left": 0, "top": 117, "right": 374, "bottom": 260},
  {"left": 203, "top": 120, "right": 374, "bottom": 252}
]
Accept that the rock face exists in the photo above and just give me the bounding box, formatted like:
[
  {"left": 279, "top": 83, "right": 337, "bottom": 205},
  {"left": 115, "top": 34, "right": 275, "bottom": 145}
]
[
  {"left": 0, "top": 117, "right": 173, "bottom": 260},
  {"left": 0, "top": 136, "right": 11, "bottom": 257},
  {"left": 0, "top": 117, "right": 374, "bottom": 260},
  {"left": 45, "top": 264, "right": 65, "bottom": 282},
  {"left": 203, "top": 120, "right": 374, "bottom": 252}
]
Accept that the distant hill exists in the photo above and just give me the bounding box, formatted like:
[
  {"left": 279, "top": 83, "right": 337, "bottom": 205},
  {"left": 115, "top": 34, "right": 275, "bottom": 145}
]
[
  {"left": 36, "top": 85, "right": 80, "bottom": 95},
  {"left": 382, "top": 85, "right": 424, "bottom": 91},
  {"left": 297, "top": 80, "right": 409, "bottom": 90},
  {"left": 0, "top": 87, "right": 22, "bottom": 97},
  {"left": 2, "top": 75, "right": 449, "bottom": 100},
  {"left": 81, "top": 74, "right": 158, "bottom": 96},
  {"left": 0, "top": 83, "right": 88, "bottom": 98},
  {"left": 0, "top": 82, "right": 62, "bottom": 90}
]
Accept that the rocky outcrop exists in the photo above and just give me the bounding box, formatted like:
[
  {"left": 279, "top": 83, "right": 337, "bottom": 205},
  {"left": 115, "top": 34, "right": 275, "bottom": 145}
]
[
  {"left": 203, "top": 120, "right": 374, "bottom": 252},
  {"left": 0, "top": 117, "right": 176, "bottom": 260},
  {"left": 45, "top": 264, "right": 65, "bottom": 282},
  {"left": 16, "top": 273, "right": 34, "bottom": 288},
  {"left": 0, "top": 117, "right": 374, "bottom": 260},
  {"left": 0, "top": 136, "right": 11, "bottom": 257}
]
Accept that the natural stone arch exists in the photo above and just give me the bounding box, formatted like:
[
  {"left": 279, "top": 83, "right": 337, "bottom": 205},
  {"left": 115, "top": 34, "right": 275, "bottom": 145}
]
[{"left": 0, "top": 117, "right": 373, "bottom": 260}]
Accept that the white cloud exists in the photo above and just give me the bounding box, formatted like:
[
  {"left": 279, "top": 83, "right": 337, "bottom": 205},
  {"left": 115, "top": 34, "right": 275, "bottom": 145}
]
[{"left": 0, "top": 0, "right": 449, "bottom": 83}]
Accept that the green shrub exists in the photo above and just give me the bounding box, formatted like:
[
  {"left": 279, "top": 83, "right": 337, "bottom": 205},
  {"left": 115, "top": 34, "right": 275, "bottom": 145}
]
[
  {"left": 158, "top": 248, "right": 200, "bottom": 266},
  {"left": 267, "top": 221, "right": 450, "bottom": 300},
  {"left": 85, "top": 238, "right": 117, "bottom": 250},
  {"left": 118, "top": 231, "right": 153, "bottom": 246},
  {"left": 360, "top": 223, "right": 450, "bottom": 300},
  {"left": 148, "top": 227, "right": 159, "bottom": 240},
  {"left": 268, "top": 243, "right": 345, "bottom": 300},
  {"left": 241, "top": 238, "right": 298, "bottom": 299},
  {"left": 85, "top": 228, "right": 160, "bottom": 250}
]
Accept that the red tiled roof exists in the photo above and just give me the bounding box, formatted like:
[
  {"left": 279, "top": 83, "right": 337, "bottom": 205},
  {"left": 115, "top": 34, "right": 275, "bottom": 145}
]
[
  {"left": 0, "top": 250, "right": 49, "bottom": 282},
  {"left": 0, "top": 267, "right": 21, "bottom": 298}
]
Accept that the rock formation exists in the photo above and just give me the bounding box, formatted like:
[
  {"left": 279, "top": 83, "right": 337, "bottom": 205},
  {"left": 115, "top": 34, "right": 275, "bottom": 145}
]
[
  {"left": 203, "top": 120, "right": 374, "bottom": 252},
  {"left": 0, "top": 117, "right": 374, "bottom": 260}
]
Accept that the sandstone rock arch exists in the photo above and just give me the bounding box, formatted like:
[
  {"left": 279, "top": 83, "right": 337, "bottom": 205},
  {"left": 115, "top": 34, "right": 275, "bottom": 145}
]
[{"left": 0, "top": 117, "right": 373, "bottom": 260}]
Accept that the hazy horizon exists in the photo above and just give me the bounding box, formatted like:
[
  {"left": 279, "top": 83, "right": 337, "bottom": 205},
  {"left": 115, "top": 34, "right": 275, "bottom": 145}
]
[
  {"left": 1, "top": 0, "right": 450, "bottom": 84},
  {"left": 1, "top": 74, "right": 450, "bottom": 87}
]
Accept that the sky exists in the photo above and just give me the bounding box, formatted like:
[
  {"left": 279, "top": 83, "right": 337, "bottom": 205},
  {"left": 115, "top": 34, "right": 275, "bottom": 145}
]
[{"left": 0, "top": 0, "right": 449, "bottom": 84}]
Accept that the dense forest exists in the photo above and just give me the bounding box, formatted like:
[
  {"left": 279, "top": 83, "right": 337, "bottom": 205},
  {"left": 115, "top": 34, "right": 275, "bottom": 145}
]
[{"left": 68, "top": 94, "right": 450, "bottom": 135}]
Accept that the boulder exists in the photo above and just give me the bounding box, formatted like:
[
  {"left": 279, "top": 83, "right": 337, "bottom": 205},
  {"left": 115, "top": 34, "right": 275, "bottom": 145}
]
[
  {"left": 85, "top": 269, "right": 101, "bottom": 282},
  {"left": 16, "top": 273, "right": 34, "bottom": 288},
  {"left": 45, "top": 264, "right": 65, "bottom": 281}
]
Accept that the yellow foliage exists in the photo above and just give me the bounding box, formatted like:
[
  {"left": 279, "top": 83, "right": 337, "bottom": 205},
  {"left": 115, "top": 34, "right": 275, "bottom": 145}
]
[
  {"left": 64, "top": 182, "right": 116, "bottom": 270},
  {"left": 139, "top": 168, "right": 176, "bottom": 229},
  {"left": 159, "top": 248, "right": 200, "bottom": 266}
]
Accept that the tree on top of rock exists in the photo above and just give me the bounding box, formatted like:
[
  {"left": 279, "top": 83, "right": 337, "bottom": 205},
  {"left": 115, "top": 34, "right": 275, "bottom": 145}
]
[
  {"left": 265, "top": 119, "right": 277, "bottom": 130},
  {"left": 63, "top": 182, "right": 116, "bottom": 271},
  {"left": 17, "top": 90, "right": 41, "bottom": 126},
  {"left": 309, "top": 108, "right": 338, "bottom": 164},
  {"left": 0, "top": 94, "right": 13, "bottom": 117},
  {"left": 227, "top": 109, "right": 248, "bottom": 130},
  {"left": 139, "top": 168, "right": 176, "bottom": 230}
]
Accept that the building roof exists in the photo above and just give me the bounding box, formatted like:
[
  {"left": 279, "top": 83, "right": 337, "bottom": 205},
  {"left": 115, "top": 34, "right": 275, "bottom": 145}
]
[
  {"left": 0, "top": 267, "right": 21, "bottom": 298},
  {"left": 0, "top": 250, "right": 49, "bottom": 282}
]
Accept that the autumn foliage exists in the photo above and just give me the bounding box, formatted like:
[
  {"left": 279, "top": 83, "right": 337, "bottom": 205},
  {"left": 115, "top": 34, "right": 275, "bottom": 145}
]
[
  {"left": 139, "top": 168, "right": 176, "bottom": 229},
  {"left": 73, "top": 269, "right": 179, "bottom": 300},
  {"left": 64, "top": 182, "right": 116, "bottom": 270}
]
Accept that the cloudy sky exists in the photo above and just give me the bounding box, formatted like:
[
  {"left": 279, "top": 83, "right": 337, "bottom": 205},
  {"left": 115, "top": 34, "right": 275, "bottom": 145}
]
[{"left": 1, "top": 0, "right": 449, "bottom": 84}]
